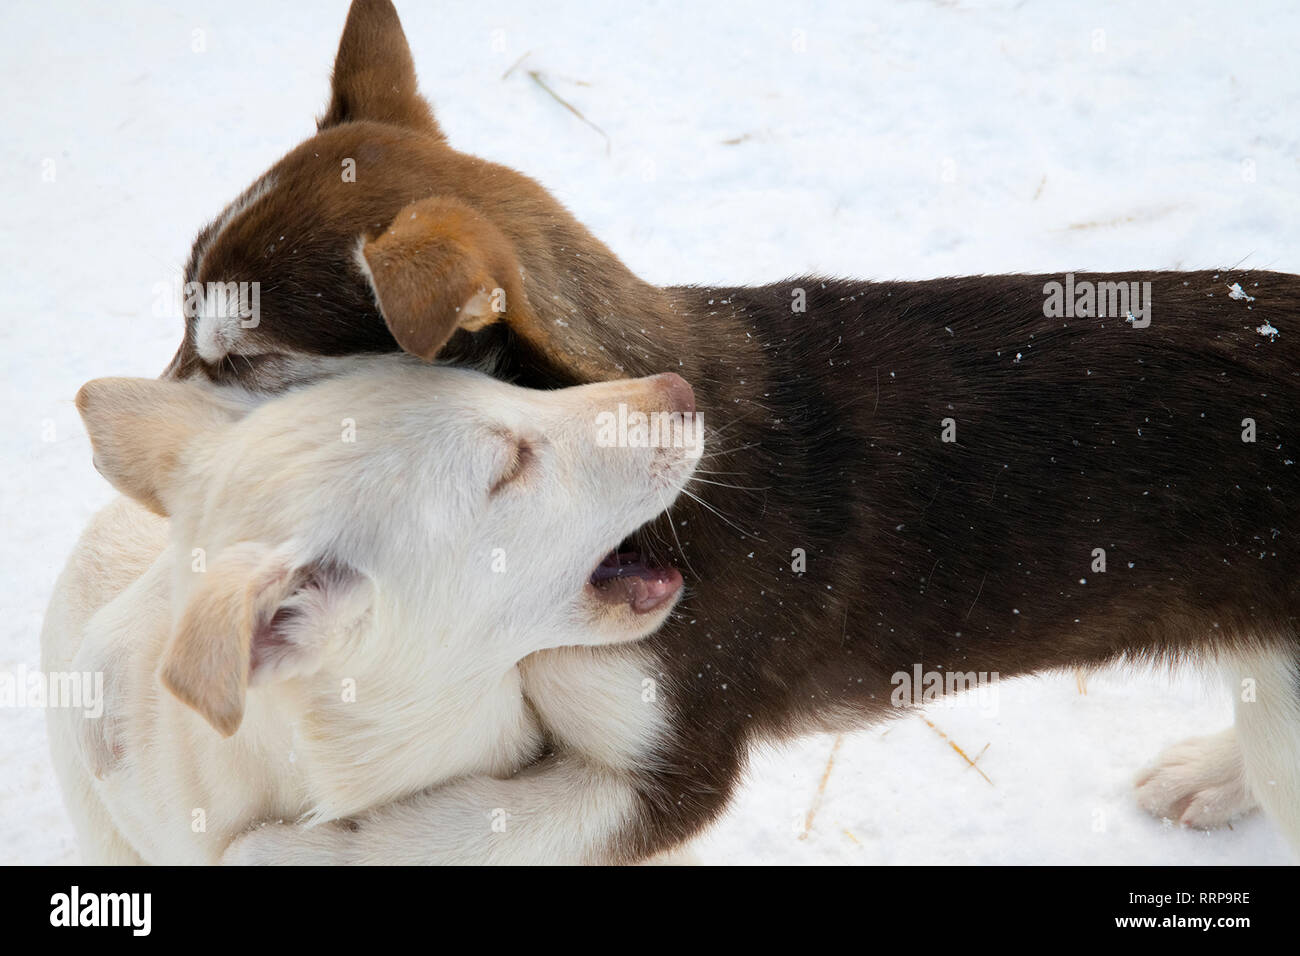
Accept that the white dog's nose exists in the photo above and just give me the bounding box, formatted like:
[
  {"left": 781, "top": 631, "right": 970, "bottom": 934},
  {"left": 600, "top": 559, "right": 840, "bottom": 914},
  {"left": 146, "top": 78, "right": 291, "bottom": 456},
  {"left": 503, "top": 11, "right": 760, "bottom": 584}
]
[{"left": 651, "top": 372, "right": 695, "bottom": 415}]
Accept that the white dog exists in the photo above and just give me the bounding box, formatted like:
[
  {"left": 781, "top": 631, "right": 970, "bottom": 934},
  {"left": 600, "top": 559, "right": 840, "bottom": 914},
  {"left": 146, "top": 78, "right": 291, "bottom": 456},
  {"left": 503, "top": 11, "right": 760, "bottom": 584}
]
[{"left": 42, "top": 358, "right": 700, "bottom": 864}]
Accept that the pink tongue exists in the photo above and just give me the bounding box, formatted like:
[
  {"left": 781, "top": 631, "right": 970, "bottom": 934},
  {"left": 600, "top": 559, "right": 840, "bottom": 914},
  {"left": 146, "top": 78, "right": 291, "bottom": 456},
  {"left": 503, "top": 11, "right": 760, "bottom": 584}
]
[
  {"left": 624, "top": 567, "right": 683, "bottom": 613},
  {"left": 590, "top": 551, "right": 682, "bottom": 613}
]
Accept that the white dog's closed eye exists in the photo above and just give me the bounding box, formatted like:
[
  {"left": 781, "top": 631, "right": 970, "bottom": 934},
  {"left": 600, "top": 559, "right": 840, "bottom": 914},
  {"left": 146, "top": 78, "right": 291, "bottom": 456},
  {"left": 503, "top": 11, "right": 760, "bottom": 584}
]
[{"left": 489, "top": 434, "right": 538, "bottom": 496}]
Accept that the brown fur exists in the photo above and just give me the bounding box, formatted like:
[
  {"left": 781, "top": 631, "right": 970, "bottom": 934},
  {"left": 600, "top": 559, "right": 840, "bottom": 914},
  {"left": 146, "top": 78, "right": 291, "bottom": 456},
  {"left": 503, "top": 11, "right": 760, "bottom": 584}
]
[
  {"left": 163, "top": 0, "right": 1300, "bottom": 861},
  {"left": 318, "top": 0, "right": 440, "bottom": 134},
  {"left": 360, "top": 196, "right": 529, "bottom": 358}
]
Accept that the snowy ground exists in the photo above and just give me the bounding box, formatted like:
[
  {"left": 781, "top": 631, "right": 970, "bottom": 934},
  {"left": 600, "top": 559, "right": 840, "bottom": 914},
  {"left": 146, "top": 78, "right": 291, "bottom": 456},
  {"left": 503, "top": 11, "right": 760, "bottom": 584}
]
[{"left": 3, "top": 0, "right": 1298, "bottom": 864}]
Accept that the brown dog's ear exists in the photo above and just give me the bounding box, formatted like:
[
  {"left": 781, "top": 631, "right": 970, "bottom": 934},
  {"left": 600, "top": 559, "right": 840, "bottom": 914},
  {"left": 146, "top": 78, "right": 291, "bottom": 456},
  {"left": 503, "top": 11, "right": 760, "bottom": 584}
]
[
  {"left": 75, "top": 378, "right": 243, "bottom": 517},
  {"left": 319, "top": 0, "right": 439, "bottom": 135},
  {"left": 357, "top": 197, "right": 529, "bottom": 360}
]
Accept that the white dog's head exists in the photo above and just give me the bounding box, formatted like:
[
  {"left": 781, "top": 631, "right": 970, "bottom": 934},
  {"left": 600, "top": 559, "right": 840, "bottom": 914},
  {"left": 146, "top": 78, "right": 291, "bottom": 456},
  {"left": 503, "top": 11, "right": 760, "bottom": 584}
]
[{"left": 76, "top": 358, "right": 702, "bottom": 738}]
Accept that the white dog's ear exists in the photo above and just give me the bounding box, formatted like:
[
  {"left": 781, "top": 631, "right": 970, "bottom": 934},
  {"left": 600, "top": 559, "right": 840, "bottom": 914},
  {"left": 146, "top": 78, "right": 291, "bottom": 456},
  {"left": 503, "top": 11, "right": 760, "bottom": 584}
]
[
  {"left": 75, "top": 378, "right": 243, "bottom": 517},
  {"left": 160, "top": 543, "right": 368, "bottom": 738},
  {"left": 357, "top": 197, "right": 530, "bottom": 360}
]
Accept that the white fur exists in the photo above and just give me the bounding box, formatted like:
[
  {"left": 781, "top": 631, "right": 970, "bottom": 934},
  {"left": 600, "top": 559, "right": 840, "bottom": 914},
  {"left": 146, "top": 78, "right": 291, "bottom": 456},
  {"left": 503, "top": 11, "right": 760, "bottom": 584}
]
[
  {"left": 1135, "top": 727, "right": 1258, "bottom": 828},
  {"left": 45, "top": 358, "right": 695, "bottom": 864},
  {"left": 221, "top": 643, "right": 675, "bottom": 865},
  {"left": 1226, "top": 645, "right": 1300, "bottom": 850},
  {"left": 1136, "top": 644, "right": 1300, "bottom": 853}
]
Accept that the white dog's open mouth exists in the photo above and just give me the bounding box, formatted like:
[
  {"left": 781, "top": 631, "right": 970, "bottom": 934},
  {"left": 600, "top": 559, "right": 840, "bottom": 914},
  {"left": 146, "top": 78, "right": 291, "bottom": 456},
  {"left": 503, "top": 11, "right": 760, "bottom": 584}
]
[{"left": 588, "top": 543, "right": 683, "bottom": 614}]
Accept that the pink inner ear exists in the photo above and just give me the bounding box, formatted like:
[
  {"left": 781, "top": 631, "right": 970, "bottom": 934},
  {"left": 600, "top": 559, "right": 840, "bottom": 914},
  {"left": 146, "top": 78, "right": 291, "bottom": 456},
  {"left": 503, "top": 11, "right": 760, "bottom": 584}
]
[
  {"left": 245, "top": 559, "right": 364, "bottom": 687},
  {"left": 249, "top": 605, "right": 303, "bottom": 677}
]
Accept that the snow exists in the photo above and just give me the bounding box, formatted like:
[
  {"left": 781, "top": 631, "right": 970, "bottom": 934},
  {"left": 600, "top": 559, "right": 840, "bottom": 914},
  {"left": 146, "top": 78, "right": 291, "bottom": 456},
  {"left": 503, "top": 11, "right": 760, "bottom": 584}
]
[{"left": 3, "top": 0, "right": 1298, "bottom": 864}]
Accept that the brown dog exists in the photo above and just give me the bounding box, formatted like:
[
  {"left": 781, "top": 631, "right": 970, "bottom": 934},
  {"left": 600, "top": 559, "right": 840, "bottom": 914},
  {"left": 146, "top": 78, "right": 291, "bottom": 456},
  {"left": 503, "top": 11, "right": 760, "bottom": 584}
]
[{"left": 164, "top": 0, "right": 1300, "bottom": 863}]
